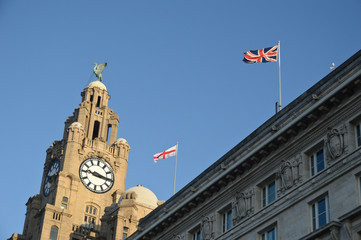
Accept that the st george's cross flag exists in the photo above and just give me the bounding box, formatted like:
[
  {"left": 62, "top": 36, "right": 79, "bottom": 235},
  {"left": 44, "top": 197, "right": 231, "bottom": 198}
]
[
  {"left": 154, "top": 145, "right": 177, "bottom": 163},
  {"left": 243, "top": 45, "right": 278, "bottom": 63}
]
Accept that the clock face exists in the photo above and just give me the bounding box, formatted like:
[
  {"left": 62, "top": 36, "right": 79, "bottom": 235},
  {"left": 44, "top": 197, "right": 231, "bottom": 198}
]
[
  {"left": 43, "top": 159, "right": 60, "bottom": 197},
  {"left": 79, "top": 158, "right": 114, "bottom": 193}
]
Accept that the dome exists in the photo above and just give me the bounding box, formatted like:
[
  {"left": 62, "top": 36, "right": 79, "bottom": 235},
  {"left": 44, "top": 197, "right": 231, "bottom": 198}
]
[
  {"left": 87, "top": 80, "right": 107, "bottom": 91},
  {"left": 69, "top": 122, "right": 84, "bottom": 129},
  {"left": 122, "top": 185, "right": 158, "bottom": 208},
  {"left": 115, "top": 138, "right": 128, "bottom": 144}
]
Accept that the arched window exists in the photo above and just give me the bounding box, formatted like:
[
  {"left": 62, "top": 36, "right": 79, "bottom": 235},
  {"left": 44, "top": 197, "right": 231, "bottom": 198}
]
[{"left": 49, "top": 225, "right": 58, "bottom": 240}]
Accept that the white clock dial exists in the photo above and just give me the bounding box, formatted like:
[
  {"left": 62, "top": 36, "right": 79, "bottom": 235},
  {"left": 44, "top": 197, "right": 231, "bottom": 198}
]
[{"left": 79, "top": 158, "right": 114, "bottom": 193}]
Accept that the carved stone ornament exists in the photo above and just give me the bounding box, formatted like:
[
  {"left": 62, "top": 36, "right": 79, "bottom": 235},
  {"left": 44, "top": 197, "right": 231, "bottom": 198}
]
[
  {"left": 173, "top": 234, "right": 185, "bottom": 240},
  {"left": 201, "top": 215, "right": 214, "bottom": 240},
  {"left": 232, "top": 189, "right": 254, "bottom": 225},
  {"left": 326, "top": 128, "right": 344, "bottom": 160},
  {"left": 293, "top": 154, "right": 303, "bottom": 184},
  {"left": 278, "top": 155, "right": 303, "bottom": 196},
  {"left": 280, "top": 161, "right": 294, "bottom": 190},
  {"left": 330, "top": 226, "right": 340, "bottom": 240}
]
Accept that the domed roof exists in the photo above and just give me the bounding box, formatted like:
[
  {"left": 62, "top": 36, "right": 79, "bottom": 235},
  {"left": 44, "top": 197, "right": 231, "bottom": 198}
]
[
  {"left": 115, "top": 138, "right": 128, "bottom": 144},
  {"left": 122, "top": 185, "right": 158, "bottom": 208},
  {"left": 69, "top": 122, "right": 84, "bottom": 129},
  {"left": 87, "top": 80, "right": 107, "bottom": 91}
]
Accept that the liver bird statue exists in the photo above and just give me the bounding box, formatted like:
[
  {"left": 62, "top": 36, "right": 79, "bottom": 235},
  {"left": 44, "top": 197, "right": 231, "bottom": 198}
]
[{"left": 93, "top": 62, "right": 108, "bottom": 81}]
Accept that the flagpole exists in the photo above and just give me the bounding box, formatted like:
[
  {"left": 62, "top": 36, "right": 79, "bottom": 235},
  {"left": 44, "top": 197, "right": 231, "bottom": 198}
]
[
  {"left": 278, "top": 41, "right": 282, "bottom": 112},
  {"left": 173, "top": 142, "right": 178, "bottom": 195}
]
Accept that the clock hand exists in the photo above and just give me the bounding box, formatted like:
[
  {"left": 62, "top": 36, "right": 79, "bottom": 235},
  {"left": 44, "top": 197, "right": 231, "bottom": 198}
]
[{"left": 87, "top": 170, "right": 113, "bottom": 182}]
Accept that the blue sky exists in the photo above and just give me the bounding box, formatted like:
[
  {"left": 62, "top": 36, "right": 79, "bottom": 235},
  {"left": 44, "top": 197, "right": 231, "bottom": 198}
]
[{"left": 1, "top": 0, "right": 360, "bottom": 238}]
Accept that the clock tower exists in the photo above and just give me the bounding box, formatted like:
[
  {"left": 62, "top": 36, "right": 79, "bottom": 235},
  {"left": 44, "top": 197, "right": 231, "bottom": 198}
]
[{"left": 17, "top": 80, "right": 134, "bottom": 240}]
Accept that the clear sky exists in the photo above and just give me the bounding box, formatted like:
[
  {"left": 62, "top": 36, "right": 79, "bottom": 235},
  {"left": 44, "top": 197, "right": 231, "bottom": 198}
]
[{"left": 1, "top": 0, "right": 360, "bottom": 238}]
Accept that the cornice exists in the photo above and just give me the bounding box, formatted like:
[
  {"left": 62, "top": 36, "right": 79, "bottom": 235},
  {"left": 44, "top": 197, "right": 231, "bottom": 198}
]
[{"left": 339, "top": 205, "right": 361, "bottom": 222}]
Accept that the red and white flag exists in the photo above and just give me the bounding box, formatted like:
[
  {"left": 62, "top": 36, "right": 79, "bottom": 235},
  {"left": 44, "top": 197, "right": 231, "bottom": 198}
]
[{"left": 154, "top": 145, "right": 177, "bottom": 163}]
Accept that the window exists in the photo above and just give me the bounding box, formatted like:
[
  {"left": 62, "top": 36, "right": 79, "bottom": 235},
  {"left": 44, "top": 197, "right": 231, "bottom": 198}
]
[
  {"left": 85, "top": 205, "right": 97, "bottom": 215},
  {"left": 107, "top": 124, "right": 112, "bottom": 144},
  {"left": 222, "top": 209, "right": 232, "bottom": 233},
  {"left": 310, "top": 149, "right": 325, "bottom": 176},
  {"left": 61, "top": 197, "right": 68, "bottom": 209},
  {"left": 92, "top": 121, "right": 100, "bottom": 140},
  {"left": 356, "top": 123, "right": 361, "bottom": 147},
  {"left": 262, "top": 180, "right": 276, "bottom": 207},
  {"left": 261, "top": 227, "right": 276, "bottom": 240},
  {"left": 123, "top": 227, "right": 129, "bottom": 240},
  {"left": 96, "top": 96, "right": 101, "bottom": 108},
  {"left": 192, "top": 230, "right": 201, "bottom": 240},
  {"left": 84, "top": 205, "right": 98, "bottom": 227},
  {"left": 311, "top": 196, "right": 329, "bottom": 230},
  {"left": 53, "top": 212, "right": 61, "bottom": 221},
  {"left": 49, "top": 225, "right": 58, "bottom": 240}
]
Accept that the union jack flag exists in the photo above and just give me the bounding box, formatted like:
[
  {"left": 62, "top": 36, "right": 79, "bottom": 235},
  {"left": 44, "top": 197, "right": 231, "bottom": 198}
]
[{"left": 243, "top": 45, "right": 278, "bottom": 63}]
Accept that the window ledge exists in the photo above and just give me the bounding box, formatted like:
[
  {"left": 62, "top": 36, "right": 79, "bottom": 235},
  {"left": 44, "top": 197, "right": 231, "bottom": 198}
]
[{"left": 299, "top": 221, "right": 341, "bottom": 240}]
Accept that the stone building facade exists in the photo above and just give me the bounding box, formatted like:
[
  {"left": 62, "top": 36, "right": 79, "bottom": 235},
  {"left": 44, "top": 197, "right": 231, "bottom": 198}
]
[
  {"left": 127, "top": 50, "right": 361, "bottom": 240},
  {"left": 10, "top": 81, "right": 162, "bottom": 240}
]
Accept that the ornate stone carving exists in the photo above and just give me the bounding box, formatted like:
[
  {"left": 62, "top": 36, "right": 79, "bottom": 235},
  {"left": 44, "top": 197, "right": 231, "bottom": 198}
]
[
  {"left": 280, "top": 161, "right": 293, "bottom": 189},
  {"left": 326, "top": 128, "right": 345, "bottom": 161},
  {"left": 293, "top": 154, "right": 303, "bottom": 184},
  {"left": 232, "top": 189, "right": 254, "bottom": 225},
  {"left": 330, "top": 226, "right": 340, "bottom": 240},
  {"left": 173, "top": 234, "right": 185, "bottom": 240},
  {"left": 201, "top": 215, "right": 214, "bottom": 240},
  {"left": 278, "top": 155, "right": 303, "bottom": 195}
]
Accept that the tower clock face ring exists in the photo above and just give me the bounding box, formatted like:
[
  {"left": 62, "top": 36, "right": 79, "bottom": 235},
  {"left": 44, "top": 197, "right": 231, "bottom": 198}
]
[
  {"left": 79, "top": 158, "right": 114, "bottom": 193},
  {"left": 43, "top": 159, "right": 60, "bottom": 197}
]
